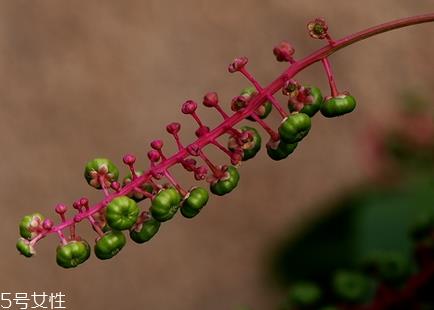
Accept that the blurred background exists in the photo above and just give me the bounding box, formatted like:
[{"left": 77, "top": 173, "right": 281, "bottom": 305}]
[{"left": 0, "top": 1, "right": 433, "bottom": 309}]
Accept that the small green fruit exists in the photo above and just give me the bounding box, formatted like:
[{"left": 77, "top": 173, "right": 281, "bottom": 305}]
[
  {"left": 181, "top": 187, "right": 209, "bottom": 219},
  {"left": 321, "top": 94, "right": 356, "bottom": 117},
  {"left": 19, "top": 213, "right": 44, "bottom": 240},
  {"left": 16, "top": 238, "right": 35, "bottom": 257},
  {"left": 84, "top": 158, "right": 119, "bottom": 189},
  {"left": 278, "top": 113, "right": 311, "bottom": 144},
  {"left": 130, "top": 218, "right": 161, "bottom": 243},
  {"left": 106, "top": 196, "right": 140, "bottom": 230},
  {"left": 266, "top": 140, "right": 298, "bottom": 161},
  {"left": 210, "top": 166, "right": 240, "bottom": 196},
  {"left": 150, "top": 187, "right": 182, "bottom": 222},
  {"left": 56, "top": 240, "right": 91, "bottom": 268},
  {"left": 94, "top": 231, "right": 126, "bottom": 260}
]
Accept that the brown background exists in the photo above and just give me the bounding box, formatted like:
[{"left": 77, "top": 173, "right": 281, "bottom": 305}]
[{"left": 0, "top": 1, "right": 433, "bottom": 309}]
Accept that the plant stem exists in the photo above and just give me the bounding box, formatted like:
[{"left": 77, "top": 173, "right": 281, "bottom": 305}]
[{"left": 35, "top": 13, "right": 433, "bottom": 239}]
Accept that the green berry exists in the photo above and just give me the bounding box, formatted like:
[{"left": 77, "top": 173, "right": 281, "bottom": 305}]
[
  {"left": 288, "top": 282, "right": 322, "bottom": 307},
  {"left": 94, "top": 231, "right": 126, "bottom": 260},
  {"left": 106, "top": 196, "right": 140, "bottom": 230},
  {"left": 56, "top": 240, "right": 91, "bottom": 268},
  {"left": 150, "top": 187, "right": 182, "bottom": 222},
  {"left": 289, "top": 86, "right": 323, "bottom": 117},
  {"left": 181, "top": 187, "right": 209, "bottom": 219},
  {"left": 16, "top": 238, "right": 35, "bottom": 257},
  {"left": 228, "top": 126, "right": 262, "bottom": 161},
  {"left": 84, "top": 158, "right": 119, "bottom": 189},
  {"left": 332, "top": 270, "right": 370, "bottom": 303},
  {"left": 19, "top": 213, "right": 44, "bottom": 240},
  {"left": 210, "top": 166, "right": 240, "bottom": 196},
  {"left": 320, "top": 94, "right": 356, "bottom": 118},
  {"left": 241, "top": 87, "right": 273, "bottom": 121},
  {"left": 266, "top": 141, "right": 298, "bottom": 161},
  {"left": 278, "top": 113, "right": 311, "bottom": 144},
  {"left": 123, "top": 171, "right": 154, "bottom": 202},
  {"left": 130, "top": 218, "right": 161, "bottom": 243}
]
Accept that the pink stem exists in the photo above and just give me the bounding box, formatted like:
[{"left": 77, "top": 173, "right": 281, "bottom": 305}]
[
  {"left": 191, "top": 112, "right": 204, "bottom": 127},
  {"left": 240, "top": 67, "right": 288, "bottom": 117},
  {"left": 128, "top": 165, "right": 138, "bottom": 179},
  {"left": 171, "top": 132, "right": 184, "bottom": 150},
  {"left": 98, "top": 176, "right": 110, "bottom": 197},
  {"left": 31, "top": 13, "right": 434, "bottom": 241},
  {"left": 87, "top": 215, "right": 105, "bottom": 237},
  {"left": 56, "top": 231, "right": 68, "bottom": 245},
  {"left": 266, "top": 94, "right": 288, "bottom": 118},
  {"left": 321, "top": 57, "right": 339, "bottom": 96},
  {"left": 250, "top": 113, "right": 280, "bottom": 141},
  {"left": 215, "top": 105, "right": 229, "bottom": 119},
  {"left": 211, "top": 140, "right": 235, "bottom": 159},
  {"left": 198, "top": 150, "right": 223, "bottom": 178},
  {"left": 164, "top": 170, "right": 187, "bottom": 196},
  {"left": 134, "top": 186, "right": 154, "bottom": 199},
  {"left": 239, "top": 67, "right": 262, "bottom": 90},
  {"left": 70, "top": 223, "right": 76, "bottom": 240}
]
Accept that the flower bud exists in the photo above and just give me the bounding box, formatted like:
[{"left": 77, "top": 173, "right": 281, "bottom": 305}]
[
  {"left": 122, "top": 154, "right": 136, "bottom": 165},
  {"left": 166, "top": 122, "right": 181, "bottom": 134},
  {"left": 273, "top": 41, "right": 295, "bottom": 62},
  {"left": 203, "top": 92, "right": 219, "bottom": 107},
  {"left": 228, "top": 56, "right": 248, "bottom": 73},
  {"left": 150, "top": 139, "right": 164, "bottom": 150},
  {"left": 147, "top": 150, "right": 160, "bottom": 162},
  {"left": 181, "top": 100, "right": 198, "bottom": 114}
]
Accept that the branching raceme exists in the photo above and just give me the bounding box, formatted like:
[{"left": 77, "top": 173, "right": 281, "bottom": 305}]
[{"left": 16, "top": 14, "right": 434, "bottom": 275}]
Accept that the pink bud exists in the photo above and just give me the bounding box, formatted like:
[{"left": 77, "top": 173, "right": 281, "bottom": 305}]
[
  {"left": 79, "top": 197, "right": 89, "bottom": 207},
  {"left": 111, "top": 181, "right": 121, "bottom": 191},
  {"left": 150, "top": 139, "right": 164, "bottom": 150},
  {"left": 203, "top": 92, "right": 219, "bottom": 107},
  {"left": 72, "top": 201, "right": 80, "bottom": 210},
  {"left": 273, "top": 41, "right": 295, "bottom": 62},
  {"left": 181, "top": 100, "right": 198, "bottom": 114},
  {"left": 123, "top": 154, "right": 136, "bottom": 165},
  {"left": 195, "top": 126, "right": 210, "bottom": 137},
  {"left": 194, "top": 166, "right": 208, "bottom": 180},
  {"left": 42, "top": 219, "right": 53, "bottom": 230},
  {"left": 166, "top": 122, "right": 181, "bottom": 134},
  {"left": 231, "top": 151, "right": 243, "bottom": 165},
  {"left": 147, "top": 150, "right": 160, "bottom": 162},
  {"left": 228, "top": 56, "right": 248, "bottom": 73},
  {"left": 182, "top": 158, "right": 197, "bottom": 172},
  {"left": 187, "top": 144, "right": 201, "bottom": 156},
  {"left": 55, "top": 204, "right": 67, "bottom": 214}
]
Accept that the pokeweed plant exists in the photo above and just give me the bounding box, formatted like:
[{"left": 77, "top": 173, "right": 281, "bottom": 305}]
[{"left": 16, "top": 14, "right": 434, "bottom": 269}]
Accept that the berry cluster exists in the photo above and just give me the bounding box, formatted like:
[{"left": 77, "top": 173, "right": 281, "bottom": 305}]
[{"left": 16, "top": 14, "right": 434, "bottom": 268}]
